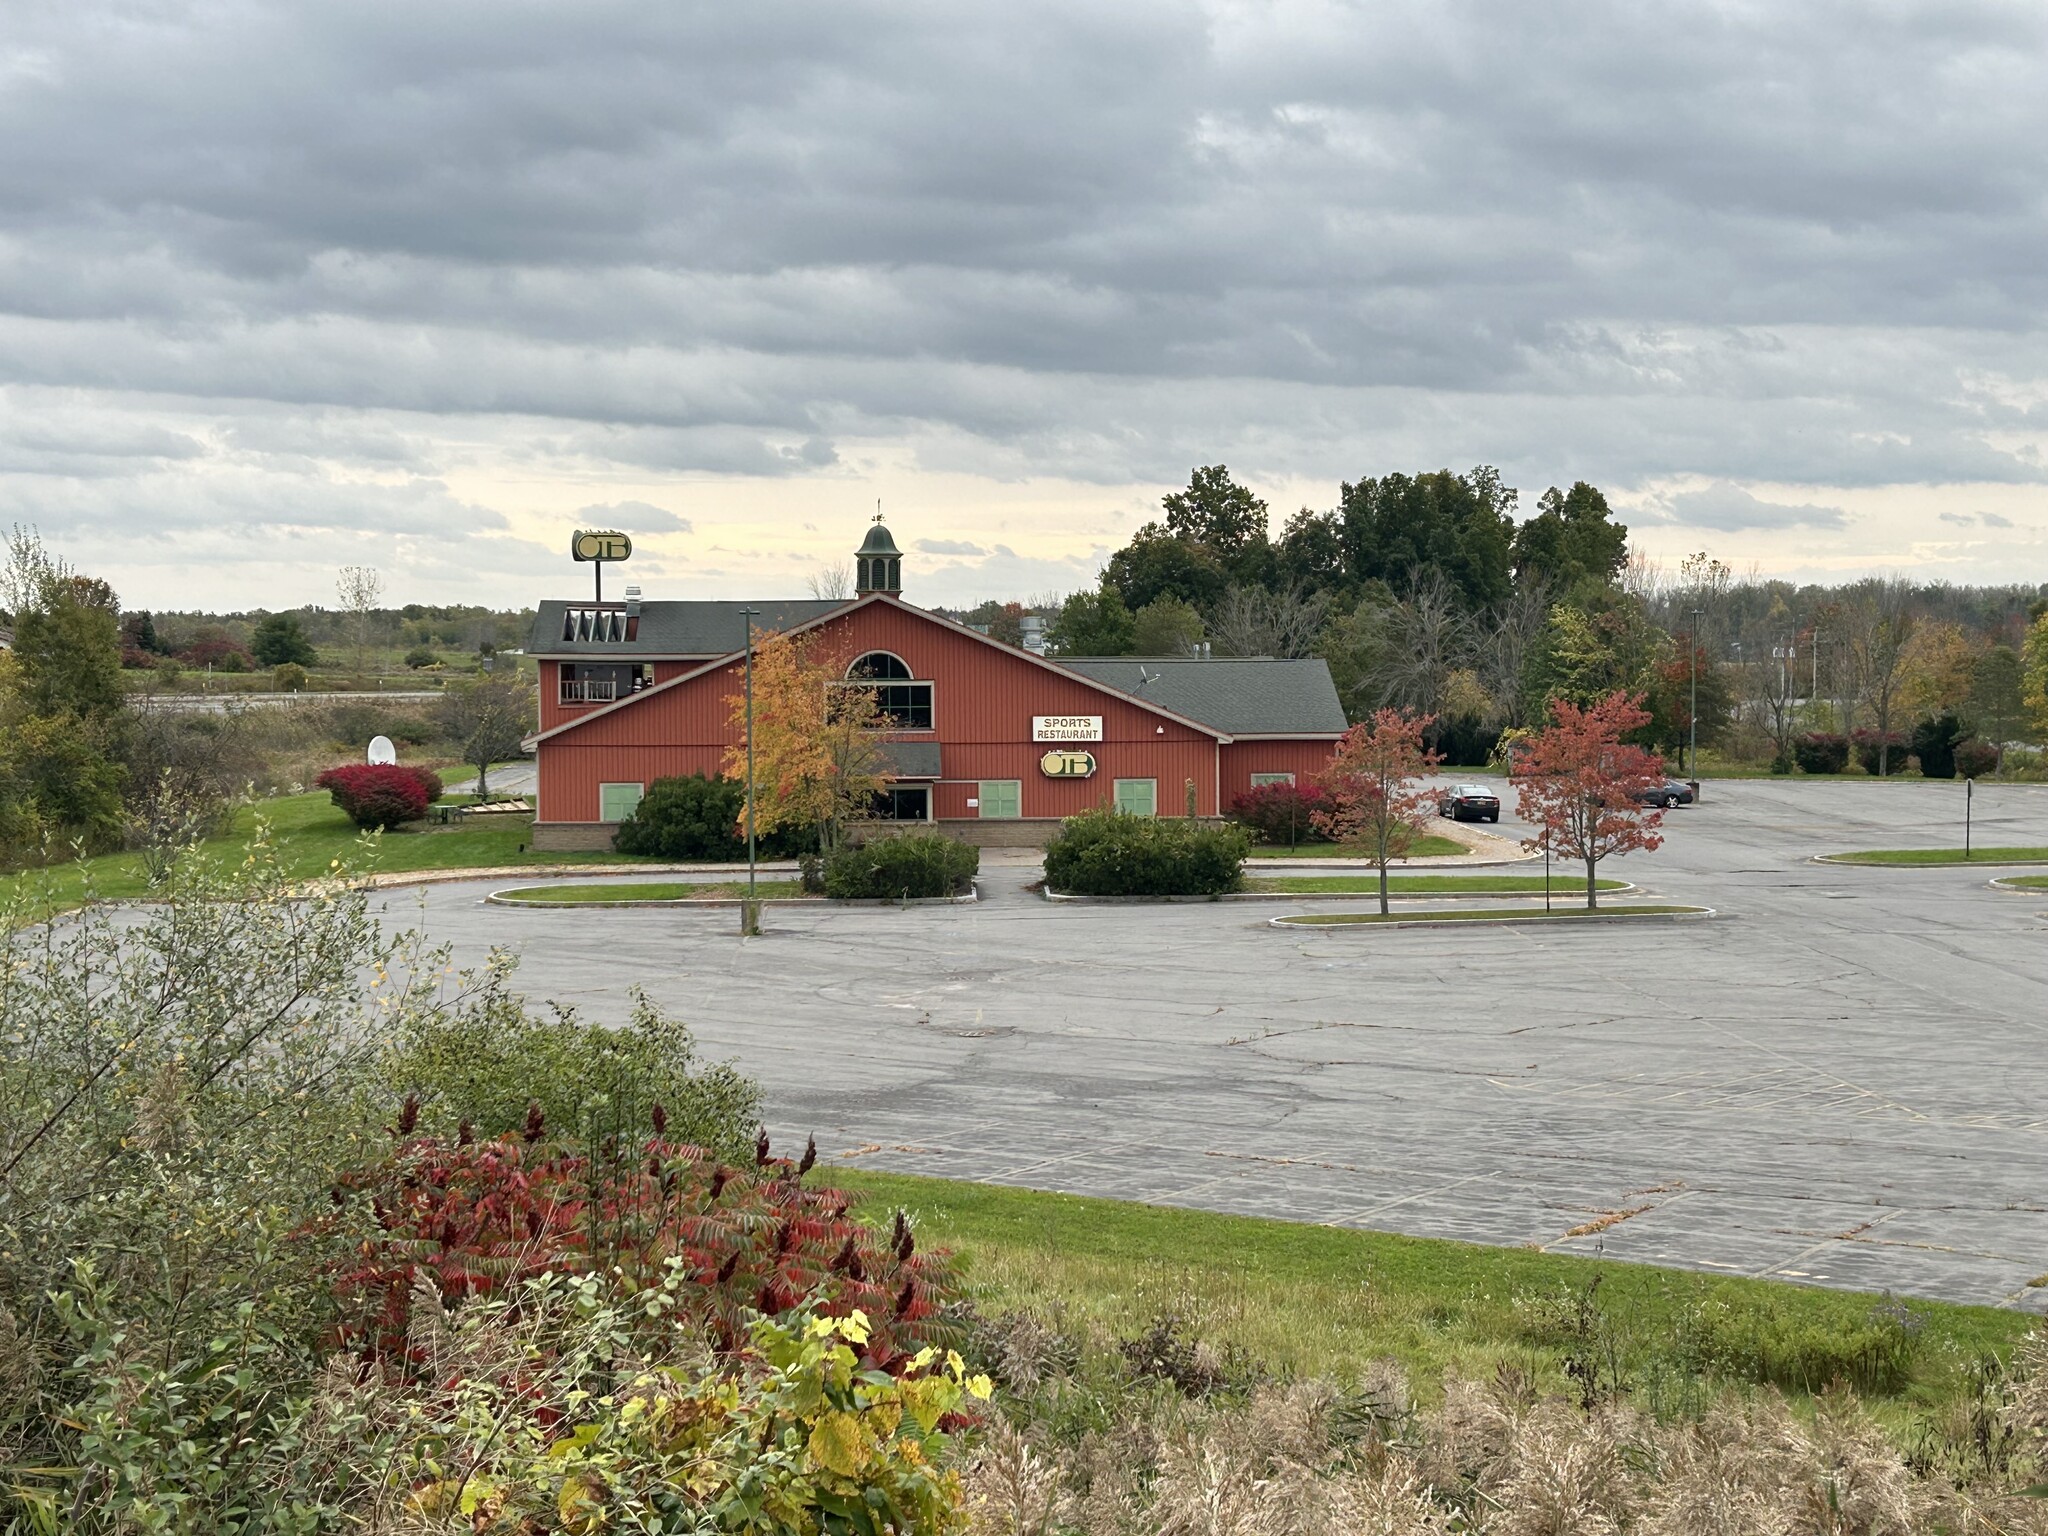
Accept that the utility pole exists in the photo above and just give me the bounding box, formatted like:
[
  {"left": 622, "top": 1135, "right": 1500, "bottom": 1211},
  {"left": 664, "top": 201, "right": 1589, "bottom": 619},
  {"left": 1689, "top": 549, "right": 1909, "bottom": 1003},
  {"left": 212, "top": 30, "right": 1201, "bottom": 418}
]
[
  {"left": 741, "top": 606, "right": 761, "bottom": 937},
  {"left": 1689, "top": 608, "right": 1703, "bottom": 785}
]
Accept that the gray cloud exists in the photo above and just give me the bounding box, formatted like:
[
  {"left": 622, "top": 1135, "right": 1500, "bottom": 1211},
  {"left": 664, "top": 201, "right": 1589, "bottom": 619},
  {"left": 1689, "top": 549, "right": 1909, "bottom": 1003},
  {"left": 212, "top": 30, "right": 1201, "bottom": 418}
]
[
  {"left": 574, "top": 500, "right": 691, "bottom": 534},
  {"left": 0, "top": 0, "right": 2045, "bottom": 602},
  {"left": 1938, "top": 510, "right": 2017, "bottom": 528},
  {"left": 915, "top": 538, "right": 987, "bottom": 556},
  {"left": 1664, "top": 483, "right": 1849, "bottom": 532}
]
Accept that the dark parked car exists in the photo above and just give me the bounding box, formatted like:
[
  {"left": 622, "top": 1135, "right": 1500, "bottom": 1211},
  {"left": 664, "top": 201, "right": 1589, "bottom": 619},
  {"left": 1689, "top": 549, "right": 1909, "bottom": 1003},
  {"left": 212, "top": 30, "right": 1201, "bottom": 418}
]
[
  {"left": 1637, "top": 779, "right": 1695, "bottom": 809},
  {"left": 1438, "top": 783, "right": 1500, "bottom": 822}
]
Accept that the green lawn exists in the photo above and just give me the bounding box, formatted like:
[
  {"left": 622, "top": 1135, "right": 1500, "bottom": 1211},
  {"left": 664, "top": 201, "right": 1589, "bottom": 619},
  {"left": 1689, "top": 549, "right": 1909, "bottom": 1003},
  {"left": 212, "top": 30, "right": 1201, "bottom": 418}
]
[
  {"left": 493, "top": 879, "right": 806, "bottom": 904},
  {"left": 1996, "top": 875, "right": 2048, "bottom": 890},
  {"left": 0, "top": 788, "right": 659, "bottom": 915},
  {"left": 1248, "top": 874, "right": 1625, "bottom": 895},
  {"left": 1825, "top": 847, "right": 2048, "bottom": 866},
  {"left": 829, "top": 1170, "right": 2026, "bottom": 1411},
  {"left": 1247, "top": 833, "right": 1474, "bottom": 860},
  {"left": 1278, "top": 904, "right": 1706, "bottom": 926}
]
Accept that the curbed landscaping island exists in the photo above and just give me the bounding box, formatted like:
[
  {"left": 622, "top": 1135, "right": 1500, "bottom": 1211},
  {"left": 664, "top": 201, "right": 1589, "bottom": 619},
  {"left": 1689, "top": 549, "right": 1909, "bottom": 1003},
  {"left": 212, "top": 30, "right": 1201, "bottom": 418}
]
[
  {"left": 1274, "top": 904, "right": 1712, "bottom": 928},
  {"left": 1820, "top": 846, "right": 2048, "bottom": 866}
]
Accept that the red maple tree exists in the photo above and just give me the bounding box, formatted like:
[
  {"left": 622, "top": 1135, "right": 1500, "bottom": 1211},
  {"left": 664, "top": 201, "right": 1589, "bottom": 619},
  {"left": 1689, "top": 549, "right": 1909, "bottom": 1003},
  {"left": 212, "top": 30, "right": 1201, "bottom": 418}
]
[
  {"left": 1312, "top": 708, "right": 1442, "bottom": 914},
  {"left": 1511, "top": 691, "right": 1667, "bottom": 908}
]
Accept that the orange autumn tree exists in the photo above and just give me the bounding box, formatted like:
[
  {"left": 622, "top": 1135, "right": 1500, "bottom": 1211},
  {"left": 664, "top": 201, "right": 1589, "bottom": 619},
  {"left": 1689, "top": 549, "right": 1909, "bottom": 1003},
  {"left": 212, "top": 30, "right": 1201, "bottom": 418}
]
[
  {"left": 1511, "top": 690, "right": 1667, "bottom": 909},
  {"left": 1311, "top": 708, "right": 1442, "bottom": 915},
  {"left": 723, "top": 631, "right": 889, "bottom": 853}
]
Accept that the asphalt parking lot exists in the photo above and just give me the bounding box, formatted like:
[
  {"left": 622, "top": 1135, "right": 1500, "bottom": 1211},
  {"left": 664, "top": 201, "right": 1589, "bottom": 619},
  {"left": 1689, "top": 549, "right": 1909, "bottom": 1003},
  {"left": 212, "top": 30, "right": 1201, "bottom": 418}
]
[{"left": 390, "top": 777, "right": 2048, "bottom": 1310}]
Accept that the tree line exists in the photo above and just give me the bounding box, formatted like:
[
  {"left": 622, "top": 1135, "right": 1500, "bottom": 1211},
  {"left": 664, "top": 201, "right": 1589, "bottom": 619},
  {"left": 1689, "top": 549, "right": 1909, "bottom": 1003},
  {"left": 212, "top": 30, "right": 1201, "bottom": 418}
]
[{"left": 1025, "top": 467, "right": 2048, "bottom": 772}]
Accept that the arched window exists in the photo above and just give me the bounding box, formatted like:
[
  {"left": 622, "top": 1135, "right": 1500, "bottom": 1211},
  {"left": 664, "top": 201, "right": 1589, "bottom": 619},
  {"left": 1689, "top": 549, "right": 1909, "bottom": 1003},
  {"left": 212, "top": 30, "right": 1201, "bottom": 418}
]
[
  {"left": 846, "top": 651, "right": 913, "bottom": 680},
  {"left": 839, "top": 650, "right": 933, "bottom": 728}
]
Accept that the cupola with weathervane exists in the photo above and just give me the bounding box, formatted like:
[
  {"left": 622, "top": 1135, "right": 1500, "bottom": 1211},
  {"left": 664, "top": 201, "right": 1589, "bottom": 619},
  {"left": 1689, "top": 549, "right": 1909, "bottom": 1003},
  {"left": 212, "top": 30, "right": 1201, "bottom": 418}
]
[{"left": 855, "top": 513, "right": 903, "bottom": 596}]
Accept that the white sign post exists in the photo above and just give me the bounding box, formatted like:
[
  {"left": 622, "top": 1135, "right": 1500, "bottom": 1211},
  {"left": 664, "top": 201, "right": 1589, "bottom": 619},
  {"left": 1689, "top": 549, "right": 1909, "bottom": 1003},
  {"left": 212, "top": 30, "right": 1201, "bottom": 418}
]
[
  {"left": 366, "top": 734, "right": 397, "bottom": 766},
  {"left": 1032, "top": 715, "right": 1102, "bottom": 742}
]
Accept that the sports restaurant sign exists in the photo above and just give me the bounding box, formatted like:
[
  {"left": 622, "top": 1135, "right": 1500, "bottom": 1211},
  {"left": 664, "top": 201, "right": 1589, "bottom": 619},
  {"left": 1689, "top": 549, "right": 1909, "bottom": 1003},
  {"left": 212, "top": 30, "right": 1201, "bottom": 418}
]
[{"left": 1032, "top": 715, "right": 1102, "bottom": 741}]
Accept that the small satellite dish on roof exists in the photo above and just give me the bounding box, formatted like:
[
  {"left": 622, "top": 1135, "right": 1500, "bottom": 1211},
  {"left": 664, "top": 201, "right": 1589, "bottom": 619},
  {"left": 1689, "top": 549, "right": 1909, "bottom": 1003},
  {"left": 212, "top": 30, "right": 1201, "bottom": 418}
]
[{"left": 367, "top": 735, "right": 397, "bottom": 766}]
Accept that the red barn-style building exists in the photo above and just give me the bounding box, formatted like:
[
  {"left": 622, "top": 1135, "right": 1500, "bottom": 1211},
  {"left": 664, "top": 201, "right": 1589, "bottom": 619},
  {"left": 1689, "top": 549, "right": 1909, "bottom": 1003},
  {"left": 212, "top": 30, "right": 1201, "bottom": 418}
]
[{"left": 523, "top": 521, "right": 1350, "bottom": 849}]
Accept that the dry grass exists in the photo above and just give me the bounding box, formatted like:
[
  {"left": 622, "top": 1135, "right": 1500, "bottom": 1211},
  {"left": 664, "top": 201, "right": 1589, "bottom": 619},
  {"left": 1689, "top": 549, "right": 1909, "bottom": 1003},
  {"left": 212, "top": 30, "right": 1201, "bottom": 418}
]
[{"left": 961, "top": 1352, "right": 2048, "bottom": 1535}]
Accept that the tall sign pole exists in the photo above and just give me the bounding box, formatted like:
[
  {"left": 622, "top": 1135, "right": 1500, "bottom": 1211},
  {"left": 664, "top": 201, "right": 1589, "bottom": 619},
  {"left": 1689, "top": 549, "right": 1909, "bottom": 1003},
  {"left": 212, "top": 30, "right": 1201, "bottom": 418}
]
[{"left": 741, "top": 607, "right": 761, "bottom": 936}]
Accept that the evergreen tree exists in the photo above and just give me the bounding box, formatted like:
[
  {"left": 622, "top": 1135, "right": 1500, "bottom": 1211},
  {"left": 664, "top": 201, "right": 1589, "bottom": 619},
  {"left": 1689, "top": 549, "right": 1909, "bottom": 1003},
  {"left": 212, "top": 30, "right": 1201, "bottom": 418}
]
[{"left": 251, "top": 611, "right": 318, "bottom": 667}]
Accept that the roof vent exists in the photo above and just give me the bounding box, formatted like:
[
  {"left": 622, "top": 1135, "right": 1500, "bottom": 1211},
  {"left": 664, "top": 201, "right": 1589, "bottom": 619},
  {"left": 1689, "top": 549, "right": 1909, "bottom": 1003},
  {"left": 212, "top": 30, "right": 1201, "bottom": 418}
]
[{"left": 624, "top": 585, "right": 642, "bottom": 618}]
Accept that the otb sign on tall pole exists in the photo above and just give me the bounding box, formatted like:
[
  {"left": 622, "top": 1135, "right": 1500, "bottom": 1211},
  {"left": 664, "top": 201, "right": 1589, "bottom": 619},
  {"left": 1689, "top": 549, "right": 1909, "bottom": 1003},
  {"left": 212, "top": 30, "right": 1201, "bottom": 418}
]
[{"left": 571, "top": 529, "right": 632, "bottom": 603}]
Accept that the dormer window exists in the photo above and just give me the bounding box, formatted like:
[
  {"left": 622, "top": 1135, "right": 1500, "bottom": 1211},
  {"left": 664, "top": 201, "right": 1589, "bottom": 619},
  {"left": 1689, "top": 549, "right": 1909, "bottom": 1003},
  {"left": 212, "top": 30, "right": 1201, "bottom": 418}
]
[
  {"left": 561, "top": 607, "right": 633, "bottom": 644},
  {"left": 842, "top": 650, "right": 933, "bottom": 729}
]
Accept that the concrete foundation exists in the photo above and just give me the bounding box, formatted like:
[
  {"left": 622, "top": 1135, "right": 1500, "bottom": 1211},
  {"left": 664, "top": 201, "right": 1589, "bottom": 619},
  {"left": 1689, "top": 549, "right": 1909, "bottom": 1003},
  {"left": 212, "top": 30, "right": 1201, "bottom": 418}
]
[{"left": 530, "top": 822, "right": 621, "bottom": 852}]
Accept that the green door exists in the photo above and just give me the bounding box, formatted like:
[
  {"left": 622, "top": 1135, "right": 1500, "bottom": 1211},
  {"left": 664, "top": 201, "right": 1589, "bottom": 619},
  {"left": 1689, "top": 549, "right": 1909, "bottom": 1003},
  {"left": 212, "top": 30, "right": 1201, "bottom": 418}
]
[
  {"left": 977, "top": 780, "right": 1021, "bottom": 818},
  {"left": 599, "top": 782, "right": 644, "bottom": 822},
  {"left": 1112, "top": 778, "right": 1156, "bottom": 817}
]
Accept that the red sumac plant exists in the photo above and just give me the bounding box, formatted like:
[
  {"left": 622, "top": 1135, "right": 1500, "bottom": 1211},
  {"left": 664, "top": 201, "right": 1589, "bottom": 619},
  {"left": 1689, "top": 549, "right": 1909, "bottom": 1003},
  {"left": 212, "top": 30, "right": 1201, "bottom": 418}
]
[
  {"left": 330, "top": 1125, "right": 965, "bottom": 1374},
  {"left": 315, "top": 763, "right": 431, "bottom": 829}
]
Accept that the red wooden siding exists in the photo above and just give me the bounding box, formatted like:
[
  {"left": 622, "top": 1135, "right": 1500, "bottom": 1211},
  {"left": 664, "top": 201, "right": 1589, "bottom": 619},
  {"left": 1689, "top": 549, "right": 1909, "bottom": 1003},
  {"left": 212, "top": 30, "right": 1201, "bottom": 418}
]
[
  {"left": 536, "top": 656, "right": 717, "bottom": 733},
  {"left": 1219, "top": 739, "right": 1343, "bottom": 808}
]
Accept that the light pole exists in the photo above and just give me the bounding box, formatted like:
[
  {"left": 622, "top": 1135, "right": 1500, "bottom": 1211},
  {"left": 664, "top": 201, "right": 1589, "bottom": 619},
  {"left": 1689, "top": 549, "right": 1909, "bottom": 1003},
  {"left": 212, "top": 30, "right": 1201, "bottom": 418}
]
[
  {"left": 741, "top": 606, "right": 761, "bottom": 937},
  {"left": 1688, "top": 608, "right": 1703, "bottom": 785}
]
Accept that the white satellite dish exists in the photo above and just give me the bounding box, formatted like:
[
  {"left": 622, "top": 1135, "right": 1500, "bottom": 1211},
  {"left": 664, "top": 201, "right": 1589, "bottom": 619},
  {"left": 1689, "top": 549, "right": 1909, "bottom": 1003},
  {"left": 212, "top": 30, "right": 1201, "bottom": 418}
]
[{"left": 366, "top": 735, "right": 398, "bottom": 766}]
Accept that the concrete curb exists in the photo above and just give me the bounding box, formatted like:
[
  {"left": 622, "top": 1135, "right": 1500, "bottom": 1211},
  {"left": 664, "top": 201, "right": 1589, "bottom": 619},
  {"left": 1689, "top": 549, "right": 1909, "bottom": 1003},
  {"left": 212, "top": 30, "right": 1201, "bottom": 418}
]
[
  {"left": 1246, "top": 853, "right": 1540, "bottom": 872},
  {"left": 1046, "top": 882, "right": 1637, "bottom": 904},
  {"left": 361, "top": 859, "right": 804, "bottom": 890},
  {"left": 1268, "top": 905, "right": 1715, "bottom": 932},
  {"left": 485, "top": 881, "right": 979, "bottom": 910},
  {"left": 1987, "top": 876, "right": 2048, "bottom": 893},
  {"left": 1812, "top": 854, "right": 2048, "bottom": 868}
]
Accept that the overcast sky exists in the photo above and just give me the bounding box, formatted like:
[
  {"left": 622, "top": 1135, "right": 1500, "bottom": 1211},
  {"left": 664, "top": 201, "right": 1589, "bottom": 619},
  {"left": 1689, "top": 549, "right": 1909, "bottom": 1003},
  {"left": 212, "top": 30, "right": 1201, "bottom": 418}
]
[{"left": 3, "top": 0, "right": 2045, "bottom": 612}]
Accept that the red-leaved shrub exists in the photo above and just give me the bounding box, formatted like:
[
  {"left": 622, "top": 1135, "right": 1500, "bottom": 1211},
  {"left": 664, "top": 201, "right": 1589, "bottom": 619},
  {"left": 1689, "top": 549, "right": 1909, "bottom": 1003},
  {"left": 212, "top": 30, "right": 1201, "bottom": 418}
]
[
  {"left": 314, "top": 763, "right": 431, "bottom": 829},
  {"left": 330, "top": 1117, "right": 965, "bottom": 1374},
  {"left": 401, "top": 764, "right": 444, "bottom": 803},
  {"left": 1226, "top": 779, "right": 1335, "bottom": 844}
]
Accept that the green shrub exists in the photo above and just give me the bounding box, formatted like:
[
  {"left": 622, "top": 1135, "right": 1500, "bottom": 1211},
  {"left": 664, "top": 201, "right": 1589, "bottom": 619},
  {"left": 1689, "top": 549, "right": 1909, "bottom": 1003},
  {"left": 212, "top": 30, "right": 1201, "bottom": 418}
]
[
  {"left": 378, "top": 974, "right": 761, "bottom": 1158},
  {"left": 1043, "top": 806, "right": 1250, "bottom": 896},
  {"left": 403, "top": 646, "right": 440, "bottom": 669},
  {"left": 824, "top": 832, "right": 979, "bottom": 898},
  {"left": 271, "top": 661, "right": 308, "bottom": 691},
  {"left": 1674, "top": 1287, "right": 1923, "bottom": 1396},
  {"left": 614, "top": 772, "right": 748, "bottom": 859},
  {"left": 1792, "top": 732, "right": 1850, "bottom": 774}
]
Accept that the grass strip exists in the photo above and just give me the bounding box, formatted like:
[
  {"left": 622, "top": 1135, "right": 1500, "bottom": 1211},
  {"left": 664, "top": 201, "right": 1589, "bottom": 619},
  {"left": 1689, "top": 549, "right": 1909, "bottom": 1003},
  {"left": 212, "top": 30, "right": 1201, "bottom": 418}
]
[
  {"left": 1824, "top": 847, "right": 2048, "bottom": 866},
  {"left": 0, "top": 788, "right": 668, "bottom": 917},
  {"left": 1248, "top": 874, "right": 1625, "bottom": 895},
  {"left": 1994, "top": 875, "right": 2048, "bottom": 890},
  {"left": 827, "top": 1168, "right": 2025, "bottom": 1409},
  {"left": 1247, "top": 834, "right": 1472, "bottom": 860},
  {"left": 1278, "top": 904, "right": 1705, "bottom": 926},
  {"left": 493, "top": 879, "right": 807, "bottom": 904}
]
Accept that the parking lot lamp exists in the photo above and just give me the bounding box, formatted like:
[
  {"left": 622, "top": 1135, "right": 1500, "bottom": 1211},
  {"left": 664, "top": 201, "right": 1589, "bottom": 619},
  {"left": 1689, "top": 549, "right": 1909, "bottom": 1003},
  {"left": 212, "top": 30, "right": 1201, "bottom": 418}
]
[
  {"left": 1689, "top": 608, "right": 1703, "bottom": 782},
  {"left": 741, "top": 606, "right": 761, "bottom": 936}
]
